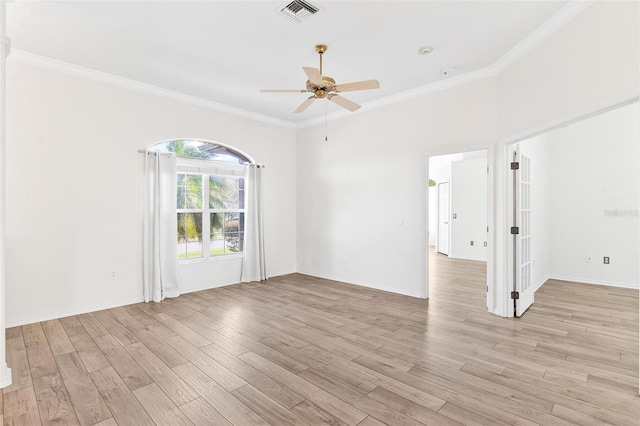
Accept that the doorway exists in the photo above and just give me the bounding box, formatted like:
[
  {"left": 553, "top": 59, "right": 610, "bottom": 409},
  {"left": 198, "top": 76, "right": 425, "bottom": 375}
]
[
  {"left": 427, "top": 149, "right": 490, "bottom": 309},
  {"left": 500, "top": 100, "right": 639, "bottom": 318}
]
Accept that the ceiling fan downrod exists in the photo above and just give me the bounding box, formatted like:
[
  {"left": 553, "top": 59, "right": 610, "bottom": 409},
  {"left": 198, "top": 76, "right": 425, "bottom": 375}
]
[{"left": 315, "top": 44, "right": 327, "bottom": 75}]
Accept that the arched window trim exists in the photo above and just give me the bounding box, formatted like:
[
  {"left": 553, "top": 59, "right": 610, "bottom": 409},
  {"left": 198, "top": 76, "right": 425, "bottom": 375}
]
[{"left": 149, "top": 138, "right": 256, "bottom": 165}]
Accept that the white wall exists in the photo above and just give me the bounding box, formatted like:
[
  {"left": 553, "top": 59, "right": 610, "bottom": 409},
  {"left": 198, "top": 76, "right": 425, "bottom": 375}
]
[
  {"left": 5, "top": 61, "right": 297, "bottom": 326},
  {"left": 449, "top": 157, "right": 487, "bottom": 261},
  {"left": 517, "top": 134, "right": 550, "bottom": 292},
  {"left": 547, "top": 102, "right": 639, "bottom": 288},
  {"left": 296, "top": 79, "right": 498, "bottom": 297}
]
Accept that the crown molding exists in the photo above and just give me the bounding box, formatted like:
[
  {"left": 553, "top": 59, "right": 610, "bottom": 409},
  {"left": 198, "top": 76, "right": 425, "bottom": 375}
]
[
  {"left": 9, "top": 49, "right": 296, "bottom": 129},
  {"left": 8, "top": 1, "right": 592, "bottom": 130}
]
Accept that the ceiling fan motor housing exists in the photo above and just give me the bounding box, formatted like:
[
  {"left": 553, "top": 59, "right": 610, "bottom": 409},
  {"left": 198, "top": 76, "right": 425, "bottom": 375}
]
[{"left": 306, "top": 76, "right": 336, "bottom": 97}]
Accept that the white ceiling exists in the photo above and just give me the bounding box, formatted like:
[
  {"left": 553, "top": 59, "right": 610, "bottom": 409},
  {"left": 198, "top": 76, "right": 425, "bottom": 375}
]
[{"left": 8, "top": 1, "right": 576, "bottom": 126}]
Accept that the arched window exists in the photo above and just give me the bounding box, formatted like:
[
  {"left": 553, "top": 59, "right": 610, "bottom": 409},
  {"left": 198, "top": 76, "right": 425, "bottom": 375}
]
[
  {"left": 151, "top": 139, "right": 253, "bottom": 164},
  {"left": 149, "top": 139, "right": 252, "bottom": 261}
]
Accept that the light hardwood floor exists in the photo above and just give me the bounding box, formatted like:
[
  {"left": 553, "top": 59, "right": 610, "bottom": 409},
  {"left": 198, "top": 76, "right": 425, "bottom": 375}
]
[{"left": 2, "top": 253, "right": 639, "bottom": 425}]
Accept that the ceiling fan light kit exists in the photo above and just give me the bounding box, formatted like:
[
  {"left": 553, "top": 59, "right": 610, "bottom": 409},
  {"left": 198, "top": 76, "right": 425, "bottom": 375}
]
[{"left": 261, "top": 44, "right": 380, "bottom": 113}]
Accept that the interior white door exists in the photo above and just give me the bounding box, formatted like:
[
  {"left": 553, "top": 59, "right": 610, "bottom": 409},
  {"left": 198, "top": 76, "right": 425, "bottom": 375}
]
[
  {"left": 437, "top": 182, "right": 450, "bottom": 255},
  {"left": 511, "top": 148, "right": 534, "bottom": 316}
]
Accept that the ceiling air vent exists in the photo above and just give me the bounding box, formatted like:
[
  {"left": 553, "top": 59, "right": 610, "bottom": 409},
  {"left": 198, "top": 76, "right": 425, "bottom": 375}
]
[{"left": 279, "top": 0, "right": 320, "bottom": 23}]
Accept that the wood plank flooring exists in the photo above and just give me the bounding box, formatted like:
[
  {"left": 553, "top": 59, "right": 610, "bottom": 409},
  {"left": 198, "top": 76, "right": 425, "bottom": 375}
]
[{"left": 2, "top": 253, "right": 639, "bottom": 425}]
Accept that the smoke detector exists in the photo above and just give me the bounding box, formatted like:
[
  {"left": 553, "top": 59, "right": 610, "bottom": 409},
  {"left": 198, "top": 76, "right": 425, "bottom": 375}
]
[
  {"left": 418, "top": 46, "right": 434, "bottom": 55},
  {"left": 278, "top": 0, "right": 320, "bottom": 23}
]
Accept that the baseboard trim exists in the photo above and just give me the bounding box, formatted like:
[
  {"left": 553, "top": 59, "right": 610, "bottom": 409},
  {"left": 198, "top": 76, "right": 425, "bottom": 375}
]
[
  {"left": 547, "top": 275, "right": 639, "bottom": 290},
  {"left": 6, "top": 271, "right": 296, "bottom": 327},
  {"left": 294, "top": 270, "right": 424, "bottom": 299},
  {"left": 6, "top": 296, "right": 145, "bottom": 328},
  {"left": 448, "top": 254, "right": 488, "bottom": 262},
  {"left": 181, "top": 281, "right": 238, "bottom": 294},
  {"left": 533, "top": 275, "right": 551, "bottom": 292}
]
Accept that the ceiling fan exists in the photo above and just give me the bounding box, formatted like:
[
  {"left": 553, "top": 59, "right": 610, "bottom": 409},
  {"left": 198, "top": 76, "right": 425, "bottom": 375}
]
[{"left": 261, "top": 44, "right": 380, "bottom": 113}]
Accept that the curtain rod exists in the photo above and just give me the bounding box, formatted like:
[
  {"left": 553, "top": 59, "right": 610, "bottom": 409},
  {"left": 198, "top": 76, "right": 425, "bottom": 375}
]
[
  {"left": 139, "top": 149, "right": 172, "bottom": 154},
  {"left": 139, "top": 149, "right": 265, "bottom": 167}
]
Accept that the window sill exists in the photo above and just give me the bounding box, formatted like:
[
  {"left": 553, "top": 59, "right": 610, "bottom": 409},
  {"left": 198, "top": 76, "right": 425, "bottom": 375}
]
[{"left": 178, "top": 254, "right": 243, "bottom": 265}]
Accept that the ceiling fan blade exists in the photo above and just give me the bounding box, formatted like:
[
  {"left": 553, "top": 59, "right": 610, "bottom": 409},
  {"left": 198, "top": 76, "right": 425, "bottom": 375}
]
[
  {"left": 294, "top": 96, "right": 316, "bottom": 113},
  {"left": 303, "top": 67, "right": 324, "bottom": 87},
  {"left": 334, "top": 79, "right": 380, "bottom": 92},
  {"left": 261, "top": 89, "right": 307, "bottom": 93},
  {"left": 328, "top": 94, "right": 360, "bottom": 112}
]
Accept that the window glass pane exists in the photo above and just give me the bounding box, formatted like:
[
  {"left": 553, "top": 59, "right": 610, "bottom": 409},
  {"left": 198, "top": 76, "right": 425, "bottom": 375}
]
[
  {"left": 177, "top": 173, "right": 203, "bottom": 209},
  {"left": 210, "top": 212, "right": 243, "bottom": 255},
  {"left": 210, "top": 212, "right": 223, "bottom": 256},
  {"left": 153, "top": 140, "right": 250, "bottom": 164},
  {"left": 177, "top": 213, "right": 202, "bottom": 259},
  {"left": 238, "top": 178, "right": 245, "bottom": 210},
  {"left": 224, "top": 212, "right": 243, "bottom": 254},
  {"left": 223, "top": 212, "right": 239, "bottom": 253},
  {"left": 209, "top": 176, "right": 243, "bottom": 209}
]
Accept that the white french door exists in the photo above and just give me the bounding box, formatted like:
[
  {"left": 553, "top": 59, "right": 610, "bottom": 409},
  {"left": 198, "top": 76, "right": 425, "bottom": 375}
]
[{"left": 510, "top": 147, "right": 534, "bottom": 317}]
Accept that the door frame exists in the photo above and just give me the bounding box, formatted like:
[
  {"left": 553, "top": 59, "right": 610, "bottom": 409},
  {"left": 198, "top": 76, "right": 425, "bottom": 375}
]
[{"left": 423, "top": 143, "right": 496, "bottom": 313}]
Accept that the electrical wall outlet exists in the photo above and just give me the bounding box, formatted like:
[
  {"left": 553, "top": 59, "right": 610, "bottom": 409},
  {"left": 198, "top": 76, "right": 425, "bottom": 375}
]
[
  {"left": 483, "top": 241, "right": 487, "bottom": 247},
  {"left": 603, "top": 256, "right": 610, "bottom": 264},
  {"left": 110, "top": 271, "right": 117, "bottom": 279},
  {"left": 470, "top": 240, "right": 474, "bottom": 246},
  {"left": 585, "top": 255, "right": 593, "bottom": 263}
]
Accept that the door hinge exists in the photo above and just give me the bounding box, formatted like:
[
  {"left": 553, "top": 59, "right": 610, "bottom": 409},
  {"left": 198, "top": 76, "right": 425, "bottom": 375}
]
[
  {"left": 487, "top": 286, "right": 489, "bottom": 292},
  {"left": 510, "top": 226, "right": 519, "bottom": 235},
  {"left": 511, "top": 291, "right": 520, "bottom": 300},
  {"left": 510, "top": 162, "right": 519, "bottom": 170}
]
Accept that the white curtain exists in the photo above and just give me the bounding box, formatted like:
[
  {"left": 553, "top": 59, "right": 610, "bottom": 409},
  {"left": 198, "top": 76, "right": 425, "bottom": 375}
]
[
  {"left": 241, "top": 164, "right": 267, "bottom": 282},
  {"left": 143, "top": 152, "right": 181, "bottom": 302}
]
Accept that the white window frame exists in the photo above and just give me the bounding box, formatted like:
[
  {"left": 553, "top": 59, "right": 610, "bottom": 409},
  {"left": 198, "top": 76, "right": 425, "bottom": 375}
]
[{"left": 177, "top": 158, "right": 246, "bottom": 263}]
